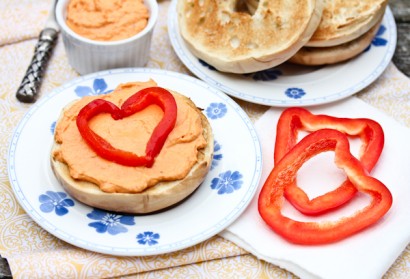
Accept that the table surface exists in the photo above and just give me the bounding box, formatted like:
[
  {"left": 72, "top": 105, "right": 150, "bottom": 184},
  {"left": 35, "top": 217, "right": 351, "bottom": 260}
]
[{"left": 1, "top": 1, "right": 409, "bottom": 278}]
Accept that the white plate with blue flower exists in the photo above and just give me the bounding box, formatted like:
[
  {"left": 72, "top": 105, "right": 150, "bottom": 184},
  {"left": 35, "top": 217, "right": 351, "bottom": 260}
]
[
  {"left": 7, "top": 68, "right": 262, "bottom": 256},
  {"left": 168, "top": 1, "right": 397, "bottom": 107}
]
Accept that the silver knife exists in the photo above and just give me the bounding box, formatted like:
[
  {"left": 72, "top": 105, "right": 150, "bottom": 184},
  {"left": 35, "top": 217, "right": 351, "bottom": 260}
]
[{"left": 16, "top": 0, "right": 59, "bottom": 103}]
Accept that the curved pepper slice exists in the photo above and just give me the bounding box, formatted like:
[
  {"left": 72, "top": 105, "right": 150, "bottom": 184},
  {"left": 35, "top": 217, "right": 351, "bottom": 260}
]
[
  {"left": 258, "top": 129, "right": 392, "bottom": 245},
  {"left": 275, "top": 107, "right": 384, "bottom": 215},
  {"left": 76, "top": 86, "right": 177, "bottom": 167}
]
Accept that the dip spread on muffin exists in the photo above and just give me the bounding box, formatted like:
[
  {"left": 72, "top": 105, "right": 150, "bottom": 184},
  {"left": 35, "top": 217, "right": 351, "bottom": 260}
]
[
  {"left": 66, "top": 0, "right": 149, "bottom": 41},
  {"left": 51, "top": 80, "right": 213, "bottom": 214}
]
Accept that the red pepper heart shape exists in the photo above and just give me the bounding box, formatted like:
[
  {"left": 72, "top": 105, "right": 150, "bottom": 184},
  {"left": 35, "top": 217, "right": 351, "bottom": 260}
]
[
  {"left": 258, "top": 129, "right": 392, "bottom": 245},
  {"left": 275, "top": 107, "right": 384, "bottom": 215},
  {"left": 76, "top": 86, "right": 177, "bottom": 167}
]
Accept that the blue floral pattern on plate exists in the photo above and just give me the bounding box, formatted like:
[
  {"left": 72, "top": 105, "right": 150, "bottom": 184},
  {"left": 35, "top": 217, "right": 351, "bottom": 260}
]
[
  {"left": 136, "top": 231, "right": 160, "bottom": 246},
  {"left": 200, "top": 56, "right": 306, "bottom": 100},
  {"left": 211, "top": 170, "right": 243, "bottom": 194},
  {"left": 206, "top": 103, "right": 227, "bottom": 119},
  {"left": 50, "top": 121, "right": 56, "bottom": 135},
  {"left": 211, "top": 140, "right": 223, "bottom": 170},
  {"left": 244, "top": 68, "right": 283, "bottom": 81},
  {"left": 198, "top": 59, "right": 283, "bottom": 81},
  {"left": 87, "top": 209, "right": 135, "bottom": 235},
  {"left": 372, "top": 25, "right": 388, "bottom": 46},
  {"left": 199, "top": 59, "right": 217, "bottom": 71},
  {"left": 285, "top": 87, "right": 306, "bottom": 99},
  {"left": 39, "top": 191, "right": 75, "bottom": 216},
  {"left": 365, "top": 24, "right": 388, "bottom": 52},
  {"left": 75, "top": 78, "right": 113, "bottom": 97}
]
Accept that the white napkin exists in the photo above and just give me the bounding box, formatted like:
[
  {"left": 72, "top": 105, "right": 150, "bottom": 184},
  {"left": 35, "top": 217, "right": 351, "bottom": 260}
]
[{"left": 221, "top": 97, "right": 410, "bottom": 279}]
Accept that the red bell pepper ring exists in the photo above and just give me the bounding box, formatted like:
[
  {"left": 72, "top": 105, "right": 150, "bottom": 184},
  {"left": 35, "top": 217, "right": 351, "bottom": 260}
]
[
  {"left": 258, "top": 129, "right": 392, "bottom": 245},
  {"left": 275, "top": 107, "right": 384, "bottom": 215},
  {"left": 76, "top": 86, "right": 177, "bottom": 167}
]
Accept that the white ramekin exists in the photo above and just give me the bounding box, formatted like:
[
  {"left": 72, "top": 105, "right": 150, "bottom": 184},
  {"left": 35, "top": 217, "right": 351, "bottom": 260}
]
[{"left": 56, "top": 0, "right": 158, "bottom": 75}]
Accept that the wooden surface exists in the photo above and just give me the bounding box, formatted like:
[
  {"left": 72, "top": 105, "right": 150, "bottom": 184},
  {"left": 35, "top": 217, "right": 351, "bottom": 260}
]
[
  {"left": 0, "top": 1, "right": 409, "bottom": 278},
  {"left": 391, "top": 0, "right": 410, "bottom": 76}
]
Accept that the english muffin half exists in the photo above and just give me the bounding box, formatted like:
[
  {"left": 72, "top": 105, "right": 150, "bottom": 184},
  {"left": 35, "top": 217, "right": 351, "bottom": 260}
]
[
  {"left": 305, "top": 0, "right": 387, "bottom": 47},
  {"left": 51, "top": 80, "right": 214, "bottom": 214},
  {"left": 177, "top": 0, "right": 324, "bottom": 73},
  {"left": 289, "top": 18, "right": 383, "bottom": 65}
]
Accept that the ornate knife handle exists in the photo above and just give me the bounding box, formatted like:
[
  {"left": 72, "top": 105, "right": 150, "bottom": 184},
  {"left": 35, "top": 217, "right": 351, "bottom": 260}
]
[{"left": 16, "top": 28, "right": 58, "bottom": 103}]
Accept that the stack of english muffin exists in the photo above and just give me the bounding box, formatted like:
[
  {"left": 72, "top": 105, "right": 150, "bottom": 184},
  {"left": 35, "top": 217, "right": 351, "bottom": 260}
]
[{"left": 177, "top": 0, "right": 388, "bottom": 73}]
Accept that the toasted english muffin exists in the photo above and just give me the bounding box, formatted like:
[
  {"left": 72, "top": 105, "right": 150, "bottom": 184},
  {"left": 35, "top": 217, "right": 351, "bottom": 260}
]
[
  {"left": 51, "top": 87, "right": 214, "bottom": 214},
  {"left": 289, "top": 18, "right": 382, "bottom": 65},
  {"left": 305, "top": 0, "right": 387, "bottom": 47},
  {"left": 177, "top": 0, "right": 324, "bottom": 73}
]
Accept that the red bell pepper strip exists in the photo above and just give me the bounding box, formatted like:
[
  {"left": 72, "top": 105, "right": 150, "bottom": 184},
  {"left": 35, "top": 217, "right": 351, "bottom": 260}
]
[
  {"left": 76, "top": 86, "right": 177, "bottom": 167},
  {"left": 275, "top": 107, "right": 384, "bottom": 215},
  {"left": 258, "top": 129, "right": 392, "bottom": 245}
]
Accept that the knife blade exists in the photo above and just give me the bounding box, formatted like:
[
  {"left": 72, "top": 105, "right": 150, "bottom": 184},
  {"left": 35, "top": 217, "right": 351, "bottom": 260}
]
[{"left": 16, "top": 0, "right": 59, "bottom": 103}]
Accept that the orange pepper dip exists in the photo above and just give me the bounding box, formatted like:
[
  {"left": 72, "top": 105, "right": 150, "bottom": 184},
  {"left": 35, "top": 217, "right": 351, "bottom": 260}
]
[
  {"left": 65, "top": 0, "right": 149, "bottom": 41},
  {"left": 53, "top": 80, "right": 207, "bottom": 193}
]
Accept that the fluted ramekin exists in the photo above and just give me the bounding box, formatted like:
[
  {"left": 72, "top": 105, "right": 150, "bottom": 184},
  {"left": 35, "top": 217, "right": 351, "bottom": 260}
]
[{"left": 56, "top": 0, "right": 158, "bottom": 75}]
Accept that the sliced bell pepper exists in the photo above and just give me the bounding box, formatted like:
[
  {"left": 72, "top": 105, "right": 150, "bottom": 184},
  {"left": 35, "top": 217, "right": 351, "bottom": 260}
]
[
  {"left": 275, "top": 107, "right": 384, "bottom": 215},
  {"left": 76, "top": 86, "right": 177, "bottom": 167},
  {"left": 258, "top": 129, "right": 392, "bottom": 245}
]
